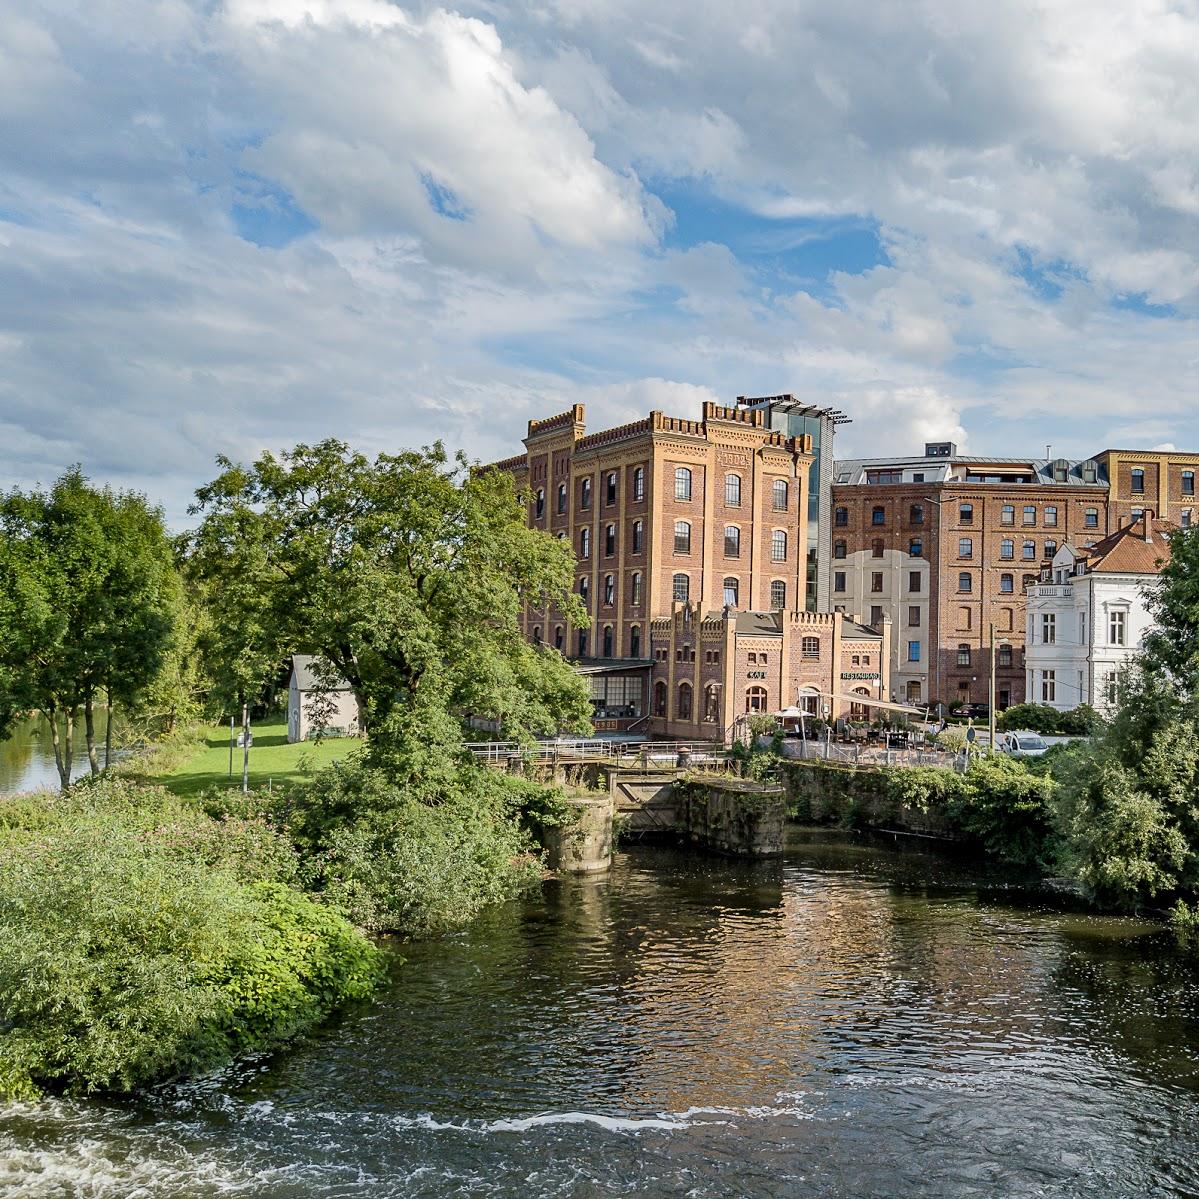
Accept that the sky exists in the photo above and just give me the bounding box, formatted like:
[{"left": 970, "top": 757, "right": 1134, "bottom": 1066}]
[{"left": 2, "top": 0, "right": 1199, "bottom": 522}]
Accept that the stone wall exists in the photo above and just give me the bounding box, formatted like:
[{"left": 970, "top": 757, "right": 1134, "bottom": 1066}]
[
  {"left": 675, "top": 778, "right": 785, "bottom": 857},
  {"left": 780, "top": 760, "right": 959, "bottom": 839}
]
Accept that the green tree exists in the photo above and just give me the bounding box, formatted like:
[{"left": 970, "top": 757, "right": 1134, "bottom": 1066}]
[
  {"left": 1143, "top": 525, "right": 1199, "bottom": 696},
  {"left": 185, "top": 440, "right": 589, "bottom": 747},
  {"left": 0, "top": 471, "right": 180, "bottom": 787}
]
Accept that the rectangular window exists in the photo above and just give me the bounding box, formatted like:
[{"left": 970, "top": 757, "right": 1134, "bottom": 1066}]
[
  {"left": 871, "top": 572, "right": 884, "bottom": 593},
  {"left": 835, "top": 507, "right": 848, "bottom": 527},
  {"left": 959, "top": 504, "right": 973, "bottom": 524},
  {"left": 1085, "top": 508, "right": 1099, "bottom": 528},
  {"left": 1080, "top": 611, "right": 1086, "bottom": 644},
  {"left": 1131, "top": 469, "right": 1145, "bottom": 494},
  {"left": 958, "top": 572, "right": 972, "bottom": 592},
  {"left": 957, "top": 645, "right": 971, "bottom": 666},
  {"left": 1000, "top": 574, "right": 1014, "bottom": 593},
  {"left": 999, "top": 645, "right": 1013, "bottom": 667},
  {"left": 1042, "top": 613, "right": 1056, "bottom": 644},
  {"left": 834, "top": 571, "right": 846, "bottom": 592},
  {"left": 908, "top": 571, "right": 920, "bottom": 593},
  {"left": 908, "top": 641, "right": 921, "bottom": 662},
  {"left": 908, "top": 606, "right": 920, "bottom": 626},
  {"left": 1109, "top": 610, "right": 1126, "bottom": 646},
  {"left": 870, "top": 605, "right": 884, "bottom": 627},
  {"left": 1041, "top": 670, "right": 1056, "bottom": 703}
]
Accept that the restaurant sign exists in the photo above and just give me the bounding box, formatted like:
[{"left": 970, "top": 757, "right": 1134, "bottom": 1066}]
[{"left": 841, "top": 671, "right": 880, "bottom": 681}]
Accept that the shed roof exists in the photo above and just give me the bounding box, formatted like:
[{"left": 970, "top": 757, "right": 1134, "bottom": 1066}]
[{"left": 290, "top": 654, "right": 352, "bottom": 692}]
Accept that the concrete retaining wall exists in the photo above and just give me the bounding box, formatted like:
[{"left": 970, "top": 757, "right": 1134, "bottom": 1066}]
[
  {"left": 780, "top": 760, "right": 959, "bottom": 839},
  {"left": 543, "top": 795, "right": 614, "bottom": 874},
  {"left": 676, "top": 779, "right": 786, "bottom": 858}
]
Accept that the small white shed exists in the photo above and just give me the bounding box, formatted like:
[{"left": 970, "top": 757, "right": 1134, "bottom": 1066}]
[{"left": 287, "top": 654, "right": 360, "bottom": 743}]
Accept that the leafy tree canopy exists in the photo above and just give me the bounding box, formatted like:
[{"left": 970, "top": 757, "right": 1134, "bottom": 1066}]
[{"left": 185, "top": 440, "right": 589, "bottom": 744}]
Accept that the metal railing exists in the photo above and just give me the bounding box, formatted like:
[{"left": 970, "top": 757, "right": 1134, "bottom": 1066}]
[{"left": 464, "top": 738, "right": 727, "bottom": 766}]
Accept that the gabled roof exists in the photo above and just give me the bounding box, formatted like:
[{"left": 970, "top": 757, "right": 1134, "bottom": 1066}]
[
  {"left": 290, "top": 654, "right": 352, "bottom": 692},
  {"left": 1079, "top": 515, "right": 1173, "bottom": 575}
]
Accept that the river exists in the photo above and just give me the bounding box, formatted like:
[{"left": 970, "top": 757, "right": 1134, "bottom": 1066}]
[
  {"left": 0, "top": 716, "right": 114, "bottom": 795},
  {"left": 3, "top": 833, "right": 1198, "bottom": 1198}
]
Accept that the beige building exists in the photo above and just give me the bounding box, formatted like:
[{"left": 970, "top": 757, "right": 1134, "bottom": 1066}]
[{"left": 287, "top": 654, "right": 360, "bottom": 743}]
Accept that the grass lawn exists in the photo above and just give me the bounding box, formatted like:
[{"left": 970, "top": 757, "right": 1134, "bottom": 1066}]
[{"left": 152, "top": 720, "right": 358, "bottom": 798}]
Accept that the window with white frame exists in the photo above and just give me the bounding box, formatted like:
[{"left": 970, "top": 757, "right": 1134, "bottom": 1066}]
[
  {"left": 1041, "top": 670, "right": 1056, "bottom": 702},
  {"left": 1041, "top": 613, "right": 1056, "bottom": 644},
  {"left": 674, "top": 467, "right": 692, "bottom": 501},
  {"left": 725, "top": 473, "right": 742, "bottom": 506},
  {"left": 674, "top": 521, "right": 691, "bottom": 554},
  {"left": 771, "top": 530, "right": 787, "bottom": 561},
  {"left": 1109, "top": 609, "right": 1127, "bottom": 646}
]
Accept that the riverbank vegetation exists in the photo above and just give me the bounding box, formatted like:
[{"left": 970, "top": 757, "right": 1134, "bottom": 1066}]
[{"left": 0, "top": 447, "right": 589, "bottom": 1098}]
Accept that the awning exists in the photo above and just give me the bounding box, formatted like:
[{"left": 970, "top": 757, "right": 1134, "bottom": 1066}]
[{"left": 814, "top": 689, "right": 930, "bottom": 716}]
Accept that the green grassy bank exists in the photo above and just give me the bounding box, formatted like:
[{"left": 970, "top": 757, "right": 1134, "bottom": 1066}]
[{"left": 143, "top": 720, "right": 357, "bottom": 798}]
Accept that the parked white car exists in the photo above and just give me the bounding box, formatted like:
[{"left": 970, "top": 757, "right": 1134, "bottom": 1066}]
[{"left": 998, "top": 732, "right": 1051, "bottom": 757}]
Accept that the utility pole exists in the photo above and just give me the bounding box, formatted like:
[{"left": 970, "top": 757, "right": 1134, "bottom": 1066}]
[
  {"left": 988, "top": 620, "right": 997, "bottom": 753},
  {"left": 228, "top": 714, "right": 234, "bottom": 777}
]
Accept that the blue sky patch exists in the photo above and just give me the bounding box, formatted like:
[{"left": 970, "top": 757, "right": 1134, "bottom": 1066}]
[
  {"left": 230, "top": 174, "right": 317, "bottom": 248},
  {"left": 421, "top": 173, "right": 471, "bottom": 221}
]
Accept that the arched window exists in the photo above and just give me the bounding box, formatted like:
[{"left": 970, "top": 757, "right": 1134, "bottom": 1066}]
[
  {"left": 746, "top": 686, "right": 768, "bottom": 713},
  {"left": 603, "top": 574, "right": 615, "bottom": 605},
  {"left": 770, "top": 579, "right": 786, "bottom": 608},
  {"left": 725, "top": 473, "right": 742, "bottom": 506},
  {"left": 1045, "top": 505, "right": 1058, "bottom": 527},
  {"left": 957, "top": 643, "right": 971, "bottom": 666},
  {"left": 631, "top": 571, "right": 642, "bottom": 606},
  {"left": 1044, "top": 539, "right": 1057, "bottom": 558},
  {"left": 674, "top": 467, "right": 692, "bottom": 501},
  {"left": 672, "top": 573, "right": 690, "bottom": 603},
  {"left": 723, "top": 576, "right": 739, "bottom": 607},
  {"left": 724, "top": 525, "right": 741, "bottom": 557},
  {"left": 835, "top": 506, "right": 848, "bottom": 527},
  {"left": 772, "top": 530, "right": 787, "bottom": 562},
  {"left": 632, "top": 466, "right": 645, "bottom": 502},
  {"left": 556, "top": 483, "right": 567, "bottom": 514},
  {"left": 1001, "top": 505, "right": 1015, "bottom": 525},
  {"left": 579, "top": 527, "right": 591, "bottom": 558},
  {"left": 1000, "top": 573, "right": 1014, "bottom": 593},
  {"left": 772, "top": 479, "right": 788, "bottom": 511},
  {"left": 631, "top": 519, "right": 644, "bottom": 553},
  {"left": 629, "top": 624, "right": 641, "bottom": 657},
  {"left": 578, "top": 577, "right": 589, "bottom": 603},
  {"left": 532, "top": 626, "right": 542, "bottom": 645},
  {"left": 580, "top": 477, "right": 592, "bottom": 509},
  {"left": 534, "top": 489, "right": 545, "bottom": 519},
  {"left": 677, "top": 682, "right": 693, "bottom": 720},
  {"left": 604, "top": 523, "right": 615, "bottom": 556},
  {"left": 577, "top": 629, "right": 588, "bottom": 657},
  {"left": 1131, "top": 468, "right": 1145, "bottom": 494},
  {"left": 959, "top": 503, "right": 973, "bottom": 524},
  {"left": 653, "top": 680, "right": 667, "bottom": 717},
  {"left": 1022, "top": 539, "right": 1036, "bottom": 560},
  {"left": 1184, "top": 470, "right": 1195, "bottom": 496},
  {"left": 871, "top": 506, "right": 886, "bottom": 526},
  {"left": 605, "top": 471, "right": 618, "bottom": 505},
  {"left": 602, "top": 625, "right": 614, "bottom": 657},
  {"left": 909, "top": 538, "right": 923, "bottom": 557},
  {"left": 834, "top": 539, "right": 847, "bottom": 559},
  {"left": 850, "top": 687, "right": 871, "bottom": 719},
  {"left": 704, "top": 684, "right": 721, "bottom": 722},
  {"left": 1000, "top": 538, "right": 1014, "bottom": 560},
  {"left": 674, "top": 520, "right": 691, "bottom": 554},
  {"left": 958, "top": 572, "right": 972, "bottom": 592},
  {"left": 959, "top": 537, "right": 972, "bottom": 558},
  {"left": 909, "top": 504, "right": 925, "bottom": 525},
  {"left": 554, "top": 625, "right": 563, "bottom": 650}
]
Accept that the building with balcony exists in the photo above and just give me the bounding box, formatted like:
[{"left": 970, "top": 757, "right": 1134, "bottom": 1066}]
[
  {"left": 1024, "top": 512, "right": 1173, "bottom": 712},
  {"left": 829, "top": 443, "right": 1110, "bottom": 709}
]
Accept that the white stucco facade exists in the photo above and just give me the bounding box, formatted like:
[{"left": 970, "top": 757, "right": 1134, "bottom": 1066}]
[
  {"left": 287, "top": 655, "right": 361, "bottom": 743},
  {"left": 1024, "top": 542, "right": 1163, "bottom": 713}
]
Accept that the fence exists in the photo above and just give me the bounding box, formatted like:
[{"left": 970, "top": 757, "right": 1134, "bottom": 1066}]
[
  {"left": 778, "top": 739, "right": 964, "bottom": 771},
  {"left": 464, "top": 739, "right": 728, "bottom": 768}
]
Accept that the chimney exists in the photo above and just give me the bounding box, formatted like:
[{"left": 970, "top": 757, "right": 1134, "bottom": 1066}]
[{"left": 1141, "top": 509, "right": 1154, "bottom": 542}]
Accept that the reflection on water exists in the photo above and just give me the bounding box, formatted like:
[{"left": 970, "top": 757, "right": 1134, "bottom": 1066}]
[
  {"left": 2, "top": 834, "right": 1199, "bottom": 1197},
  {"left": 0, "top": 716, "right": 113, "bottom": 795}
]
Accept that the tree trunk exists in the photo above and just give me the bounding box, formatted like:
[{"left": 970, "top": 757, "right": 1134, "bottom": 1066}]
[
  {"left": 84, "top": 693, "right": 100, "bottom": 776},
  {"left": 48, "top": 701, "right": 75, "bottom": 790}
]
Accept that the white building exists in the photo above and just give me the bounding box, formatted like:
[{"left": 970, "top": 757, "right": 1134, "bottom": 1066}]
[
  {"left": 287, "top": 654, "right": 360, "bottom": 743},
  {"left": 1024, "top": 514, "right": 1172, "bottom": 713}
]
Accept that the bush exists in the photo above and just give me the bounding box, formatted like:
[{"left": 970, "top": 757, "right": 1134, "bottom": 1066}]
[
  {"left": 997, "top": 703, "right": 1104, "bottom": 737},
  {"left": 286, "top": 758, "right": 545, "bottom": 935},
  {"left": 951, "top": 756, "right": 1058, "bottom": 869},
  {"left": 0, "top": 797, "right": 382, "bottom": 1098}
]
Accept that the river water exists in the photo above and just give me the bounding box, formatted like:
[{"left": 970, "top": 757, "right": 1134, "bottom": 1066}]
[
  {"left": 3, "top": 834, "right": 1199, "bottom": 1198},
  {"left": 0, "top": 717, "right": 113, "bottom": 795}
]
